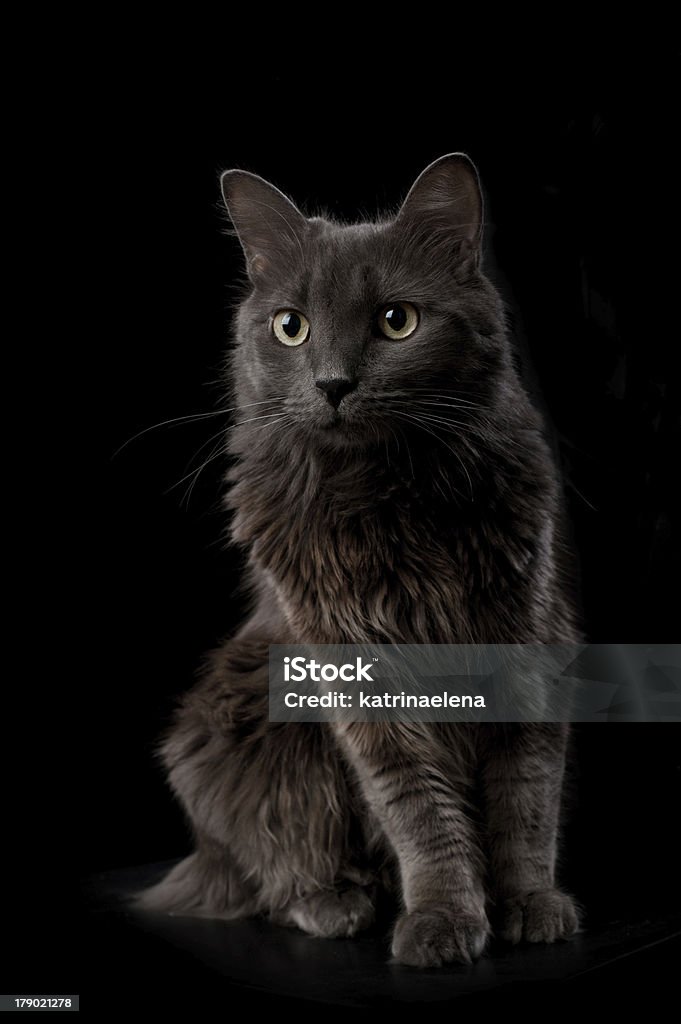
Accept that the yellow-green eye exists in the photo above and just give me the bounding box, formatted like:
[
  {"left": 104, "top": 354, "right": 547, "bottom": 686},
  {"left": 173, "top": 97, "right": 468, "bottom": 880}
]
[
  {"left": 377, "top": 302, "right": 419, "bottom": 340},
  {"left": 272, "top": 310, "right": 310, "bottom": 346}
]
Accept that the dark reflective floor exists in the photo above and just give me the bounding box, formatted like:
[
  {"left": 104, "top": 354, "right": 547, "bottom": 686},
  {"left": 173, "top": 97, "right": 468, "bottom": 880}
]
[{"left": 81, "top": 861, "right": 681, "bottom": 1011}]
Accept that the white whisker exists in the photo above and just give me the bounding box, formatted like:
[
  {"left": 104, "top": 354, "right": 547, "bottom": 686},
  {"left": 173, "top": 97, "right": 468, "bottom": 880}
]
[
  {"left": 392, "top": 411, "right": 474, "bottom": 501},
  {"left": 113, "top": 397, "right": 286, "bottom": 457},
  {"left": 169, "top": 413, "right": 293, "bottom": 503}
]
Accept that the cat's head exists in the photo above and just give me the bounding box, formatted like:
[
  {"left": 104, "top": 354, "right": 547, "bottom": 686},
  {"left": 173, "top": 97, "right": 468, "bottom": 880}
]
[{"left": 221, "top": 155, "right": 508, "bottom": 452}]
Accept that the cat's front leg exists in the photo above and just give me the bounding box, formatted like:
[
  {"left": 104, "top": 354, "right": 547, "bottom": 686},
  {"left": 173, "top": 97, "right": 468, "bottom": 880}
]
[
  {"left": 481, "top": 723, "right": 580, "bottom": 944},
  {"left": 336, "top": 722, "right": 490, "bottom": 967}
]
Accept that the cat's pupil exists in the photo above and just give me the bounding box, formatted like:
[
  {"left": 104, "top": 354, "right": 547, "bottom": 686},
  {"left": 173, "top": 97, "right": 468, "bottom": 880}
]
[
  {"left": 282, "top": 313, "right": 301, "bottom": 338},
  {"left": 385, "top": 306, "right": 407, "bottom": 331}
]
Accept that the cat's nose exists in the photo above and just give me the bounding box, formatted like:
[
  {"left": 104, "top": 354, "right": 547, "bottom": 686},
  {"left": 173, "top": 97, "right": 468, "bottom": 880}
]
[{"left": 315, "top": 377, "right": 358, "bottom": 408}]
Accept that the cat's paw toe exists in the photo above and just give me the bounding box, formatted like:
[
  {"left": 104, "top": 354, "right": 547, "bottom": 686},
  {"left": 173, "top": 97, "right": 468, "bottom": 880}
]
[
  {"left": 391, "top": 907, "right": 490, "bottom": 967},
  {"left": 285, "top": 884, "right": 375, "bottom": 939},
  {"left": 500, "top": 889, "right": 580, "bottom": 945}
]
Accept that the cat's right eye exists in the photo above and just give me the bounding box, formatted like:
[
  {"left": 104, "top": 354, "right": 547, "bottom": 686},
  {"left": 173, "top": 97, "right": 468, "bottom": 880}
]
[{"left": 272, "top": 310, "right": 310, "bottom": 347}]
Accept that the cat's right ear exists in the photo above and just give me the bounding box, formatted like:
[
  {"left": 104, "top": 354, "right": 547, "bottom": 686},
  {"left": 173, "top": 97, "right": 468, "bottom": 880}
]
[{"left": 220, "top": 170, "right": 307, "bottom": 282}]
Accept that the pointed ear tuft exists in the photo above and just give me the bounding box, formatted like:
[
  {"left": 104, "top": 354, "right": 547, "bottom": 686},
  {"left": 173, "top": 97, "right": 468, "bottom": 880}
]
[
  {"left": 219, "top": 170, "right": 307, "bottom": 281},
  {"left": 396, "top": 153, "right": 483, "bottom": 261}
]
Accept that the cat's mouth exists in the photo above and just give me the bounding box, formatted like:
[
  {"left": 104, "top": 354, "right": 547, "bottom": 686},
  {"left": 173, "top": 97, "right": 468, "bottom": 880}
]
[
  {"left": 310, "top": 390, "right": 381, "bottom": 447},
  {"left": 321, "top": 409, "right": 348, "bottom": 433},
  {"left": 317, "top": 406, "right": 367, "bottom": 445}
]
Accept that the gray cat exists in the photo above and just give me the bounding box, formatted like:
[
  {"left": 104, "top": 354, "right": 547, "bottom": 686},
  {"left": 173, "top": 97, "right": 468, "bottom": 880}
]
[{"left": 137, "top": 154, "right": 581, "bottom": 966}]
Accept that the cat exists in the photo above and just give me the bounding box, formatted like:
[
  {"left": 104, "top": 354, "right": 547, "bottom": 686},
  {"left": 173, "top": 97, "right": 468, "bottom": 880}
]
[{"left": 136, "top": 154, "right": 581, "bottom": 967}]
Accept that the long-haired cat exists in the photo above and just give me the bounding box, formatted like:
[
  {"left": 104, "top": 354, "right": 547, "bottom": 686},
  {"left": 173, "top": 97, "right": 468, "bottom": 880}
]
[{"left": 137, "top": 154, "right": 581, "bottom": 966}]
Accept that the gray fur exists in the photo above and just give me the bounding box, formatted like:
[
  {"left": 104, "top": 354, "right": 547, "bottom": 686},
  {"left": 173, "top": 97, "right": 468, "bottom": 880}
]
[{"left": 136, "top": 154, "right": 581, "bottom": 966}]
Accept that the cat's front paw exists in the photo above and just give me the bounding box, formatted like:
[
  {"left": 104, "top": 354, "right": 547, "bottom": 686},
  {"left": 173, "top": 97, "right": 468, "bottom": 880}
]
[
  {"left": 499, "top": 889, "right": 580, "bottom": 944},
  {"left": 391, "top": 907, "right": 490, "bottom": 967}
]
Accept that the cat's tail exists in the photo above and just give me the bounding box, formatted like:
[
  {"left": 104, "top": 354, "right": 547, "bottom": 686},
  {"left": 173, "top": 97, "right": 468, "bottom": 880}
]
[{"left": 130, "top": 848, "right": 257, "bottom": 920}]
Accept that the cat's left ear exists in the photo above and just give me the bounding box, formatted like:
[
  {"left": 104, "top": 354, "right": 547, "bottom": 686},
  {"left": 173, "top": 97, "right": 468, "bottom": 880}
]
[
  {"left": 220, "top": 169, "right": 308, "bottom": 281},
  {"left": 396, "top": 153, "right": 483, "bottom": 264}
]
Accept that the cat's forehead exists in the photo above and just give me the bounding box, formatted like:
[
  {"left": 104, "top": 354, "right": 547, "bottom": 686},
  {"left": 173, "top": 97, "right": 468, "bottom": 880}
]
[
  {"left": 309, "top": 220, "right": 385, "bottom": 269},
  {"left": 299, "top": 219, "right": 400, "bottom": 301}
]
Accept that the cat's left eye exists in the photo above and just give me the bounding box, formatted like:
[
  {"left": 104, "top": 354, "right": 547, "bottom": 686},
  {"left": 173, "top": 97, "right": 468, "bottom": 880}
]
[{"left": 377, "top": 302, "right": 419, "bottom": 340}]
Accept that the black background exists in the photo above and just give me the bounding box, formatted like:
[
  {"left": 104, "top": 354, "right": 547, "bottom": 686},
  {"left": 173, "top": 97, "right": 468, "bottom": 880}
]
[
  {"left": 101, "top": 56, "right": 680, "bottom": 870},
  {"left": 15, "top": 44, "right": 681, "bottom": 1007}
]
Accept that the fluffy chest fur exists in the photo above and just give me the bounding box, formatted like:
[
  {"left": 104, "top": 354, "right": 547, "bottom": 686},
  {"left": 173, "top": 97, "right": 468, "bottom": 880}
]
[{"left": 228, "top": 438, "right": 558, "bottom": 644}]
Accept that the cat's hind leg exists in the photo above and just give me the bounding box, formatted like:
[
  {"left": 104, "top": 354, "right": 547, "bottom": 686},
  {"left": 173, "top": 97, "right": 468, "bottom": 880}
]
[
  {"left": 273, "top": 881, "right": 376, "bottom": 938},
  {"left": 133, "top": 635, "right": 375, "bottom": 938}
]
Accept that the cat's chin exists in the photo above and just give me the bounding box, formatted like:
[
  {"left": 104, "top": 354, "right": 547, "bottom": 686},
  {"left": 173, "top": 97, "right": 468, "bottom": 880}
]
[{"left": 316, "top": 419, "right": 376, "bottom": 451}]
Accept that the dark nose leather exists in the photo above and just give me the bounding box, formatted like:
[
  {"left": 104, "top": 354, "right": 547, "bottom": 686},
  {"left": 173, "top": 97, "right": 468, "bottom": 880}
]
[{"left": 315, "top": 378, "right": 358, "bottom": 408}]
